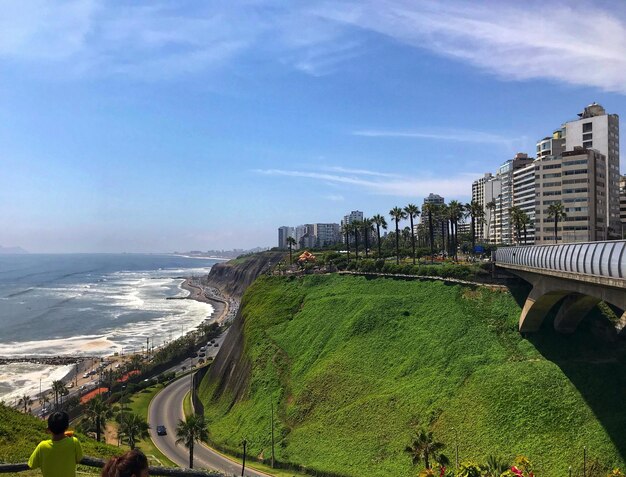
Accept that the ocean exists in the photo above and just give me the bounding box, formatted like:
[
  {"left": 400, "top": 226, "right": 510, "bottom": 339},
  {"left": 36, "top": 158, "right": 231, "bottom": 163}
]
[{"left": 0, "top": 253, "right": 219, "bottom": 403}]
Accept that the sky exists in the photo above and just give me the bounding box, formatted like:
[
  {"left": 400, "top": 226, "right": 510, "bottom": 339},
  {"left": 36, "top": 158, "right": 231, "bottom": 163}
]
[{"left": 2, "top": 0, "right": 626, "bottom": 253}]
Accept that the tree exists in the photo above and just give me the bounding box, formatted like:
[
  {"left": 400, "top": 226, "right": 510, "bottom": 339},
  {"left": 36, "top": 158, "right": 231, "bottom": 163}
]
[
  {"left": 51, "top": 380, "right": 67, "bottom": 410},
  {"left": 405, "top": 428, "right": 449, "bottom": 470},
  {"left": 486, "top": 200, "right": 496, "bottom": 243},
  {"left": 361, "top": 218, "right": 374, "bottom": 258},
  {"left": 447, "top": 201, "right": 464, "bottom": 261},
  {"left": 371, "top": 214, "right": 388, "bottom": 258},
  {"left": 466, "top": 201, "right": 485, "bottom": 253},
  {"left": 86, "top": 395, "right": 113, "bottom": 442},
  {"left": 509, "top": 206, "right": 524, "bottom": 245},
  {"left": 341, "top": 223, "right": 351, "bottom": 261},
  {"left": 547, "top": 202, "right": 567, "bottom": 244},
  {"left": 389, "top": 207, "right": 407, "bottom": 264},
  {"left": 351, "top": 221, "right": 362, "bottom": 260},
  {"left": 422, "top": 203, "right": 436, "bottom": 262},
  {"left": 39, "top": 393, "right": 50, "bottom": 411},
  {"left": 286, "top": 236, "right": 297, "bottom": 265},
  {"left": 404, "top": 204, "right": 420, "bottom": 265},
  {"left": 175, "top": 414, "right": 209, "bottom": 469},
  {"left": 118, "top": 412, "right": 150, "bottom": 450},
  {"left": 18, "top": 394, "right": 32, "bottom": 413}
]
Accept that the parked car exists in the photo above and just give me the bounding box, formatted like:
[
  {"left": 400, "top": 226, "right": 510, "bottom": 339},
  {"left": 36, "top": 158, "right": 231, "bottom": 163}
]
[
  {"left": 156, "top": 425, "right": 167, "bottom": 436},
  {"left": 214, "top": 343, "right": 219, "bottom": 347},
  {"left": 198, "top": 353, "right": 205, "bottom": 358}
]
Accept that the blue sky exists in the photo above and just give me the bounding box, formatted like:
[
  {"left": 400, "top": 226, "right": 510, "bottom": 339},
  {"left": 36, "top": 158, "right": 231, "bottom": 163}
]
[{"left": 2, "top": 0, "right": 626, "bottom": 252}]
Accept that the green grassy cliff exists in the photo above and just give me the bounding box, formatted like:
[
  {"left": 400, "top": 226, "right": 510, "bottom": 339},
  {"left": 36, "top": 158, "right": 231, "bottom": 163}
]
[{"left": 199, "top": 274, "right": 626, "bottom": 477}]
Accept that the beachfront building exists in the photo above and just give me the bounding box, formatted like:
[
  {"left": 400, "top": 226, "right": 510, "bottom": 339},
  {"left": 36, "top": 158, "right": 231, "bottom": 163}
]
[
  {"left": 534, "top": 148, "right": 608, "bottom": 244},
  {"left": 620, "top": 175, "right": 626, "bottom": 238},
  {"left": 471, "top": 173, "right": 493, "bottom": 241},
  {"left": 512, "top": 162, "right": 536, "bottom": 244},
  {"left": 277, "top": 226, "right": 294, "bottom": 249},
  {"left": 314, "top": 223, "right": 341, "bottom": 247}
]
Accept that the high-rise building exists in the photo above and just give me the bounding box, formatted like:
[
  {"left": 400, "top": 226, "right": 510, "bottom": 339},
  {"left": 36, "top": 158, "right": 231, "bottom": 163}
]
[
  {"left": 313, "top": 223, "right": 341, "bottom": 247},
  {"left": 534, "top": 148, "right": 608, "bottom": 244},
  {"left": 562, "top": 103, "right": 620, "bottom": 238},
  {"left": 471, "top": 174, "right": 491, "bottom": 240},
  {"left": 512, "top": 162, "right": 536, "bottom": 244},
  {"left": 277, "top": 226, "right": 294, "bottom": 249},
  {"left": 536, "top": 129, "right": 565, "bottom": 159},
  {"left": 298, "top": 224, "right": 316, "bottom": 249},
  {"left": 419, "top": 193, "right": 446, "bottom": 245},
  {"left": 619, "top": 176, "right": 626, "bottom": 238},
  {"left": 493, "top": 153, "right": 534, "bottom": 245},
  {"left": 341, "top": 210, "right": 364, "bottom": 228}
]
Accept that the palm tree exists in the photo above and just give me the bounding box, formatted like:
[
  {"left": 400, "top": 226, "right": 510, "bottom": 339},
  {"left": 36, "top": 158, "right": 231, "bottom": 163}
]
[
  {"left": 405, "top": 428, "right": 449, "bottom": 470},
  {"left": 351, "top": 221, "right": 362, "bottom": 260},
  {"left": 486, "top": 200, "right": 496, "bottom": 244},
  {"left": 86, "top": 395, "right": 113, "bottom": 442},
  {"left": 371, "top": 214, "right": 388, "bottom": 258},
  {"left": 389, "top": 207, "right": 407, "bottom": 264},
  {"left": 39, "top": 393, "right": 50, "bottom": 411},
  {"left": 286, "top": 236, "right": 297, "bottom": 265},
  {"left": 422, "top": 203, "right": 436, "bottom": 262},
  {"left": 404, "top": 204, "right": 420, "bottom": 265},
  {"left": 547, "top": 202, "right": 567, "bottom": 244},
  {"left": 51, "top": 380, "right": 67, "bottom": 410},
  {"left": 361, "top": 218, "right": 374, "bottom": 258},
  {"left": 118, "top": 412, "right": 150, "bottom": 450},
  {"left": 466, "top": 200, "right": 485, "bottom": 253},
  {"left": 520, "top": 210, "right": 530, "bottom": 245},
  {"left": 509, "top": 206, "right": 524, "bottom": 244},
  {"left": 176, "top": 414, "right": 209, "bottom": 469},
  {"left": 18, "top": 394, "right": 32, "bottom": 413},
  {"left": 437, "top": 204, "right": 449, "bottom": 255},
  {"left": 341, "top": 223, "right": 351, "bottom": 261},
  {"left": 448, "top": 200, "right": 463, "bottom": 260}
]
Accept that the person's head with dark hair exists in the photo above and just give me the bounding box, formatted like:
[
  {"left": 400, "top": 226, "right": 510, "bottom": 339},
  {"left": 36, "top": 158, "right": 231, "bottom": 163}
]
[
  {"left": 102, "top": 449, "right": 148, "bottom": 477},
  {"left": 47, "top": 411, "right": 69, "bottom": 436}
]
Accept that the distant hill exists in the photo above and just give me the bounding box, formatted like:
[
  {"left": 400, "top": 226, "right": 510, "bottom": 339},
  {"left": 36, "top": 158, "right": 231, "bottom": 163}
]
[{"left": 0, "top": 245, "right": 28, "bottom": 254}]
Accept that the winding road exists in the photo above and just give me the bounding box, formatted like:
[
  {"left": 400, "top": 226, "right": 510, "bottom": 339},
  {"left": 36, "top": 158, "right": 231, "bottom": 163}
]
[{"left": 148, "top": 375, "right": 269, "bottom": 477}]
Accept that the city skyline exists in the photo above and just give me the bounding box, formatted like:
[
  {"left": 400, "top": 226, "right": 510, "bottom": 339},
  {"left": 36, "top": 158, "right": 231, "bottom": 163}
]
[{"left": 2, "top": 1, "right": 626, "bottom": 252}]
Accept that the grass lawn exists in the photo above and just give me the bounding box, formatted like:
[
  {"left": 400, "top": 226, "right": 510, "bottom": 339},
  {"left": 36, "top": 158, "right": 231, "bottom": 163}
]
[
  {"left": 199, "top": 274, "right": 626, "bottom": 477},
  {"left": 183, "top": 391, "right": 193, "bottom": 418}
]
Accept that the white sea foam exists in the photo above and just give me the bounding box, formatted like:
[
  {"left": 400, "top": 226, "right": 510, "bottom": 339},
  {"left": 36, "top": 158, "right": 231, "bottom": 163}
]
[
  {"left": 0, "top": 263, "right": 215, "bottom": 402},
  {"left": 0, "top": 362, "right": 75, "bottom": 404}
]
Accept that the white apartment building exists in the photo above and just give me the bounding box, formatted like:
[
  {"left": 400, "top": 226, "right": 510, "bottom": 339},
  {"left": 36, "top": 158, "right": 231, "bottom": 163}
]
[
  {"left": 277, "top": 226, "right": 294, "bottom": 249},
  {"left": 313, "top": 223, "right": 341, "bottom": 247},
  {"left": 562, "top": 103, "right": 620, "bottom": 238},
  {"left": 471, "top": 173, "right": 493, "bottom": 240},
  {"left": 512, "top": 162, "right": 536, "bottom": 244},
  {"left": 535, "top": 148, "right": 607, "bottom": 244},
  {"left": 620, "top": 175, "right": 626, "bottom": 238}
]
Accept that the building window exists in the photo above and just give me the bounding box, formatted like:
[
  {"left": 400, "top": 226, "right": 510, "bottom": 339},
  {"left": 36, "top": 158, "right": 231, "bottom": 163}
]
[
  {"left": 583, "top": 133, "right": 593, "bottom": 141},
  {"left": 583, "top": 141, "right": 593, "bottom": 148},
  {"left": 583, "top": 122, "right": 592, "bottom": 133}
]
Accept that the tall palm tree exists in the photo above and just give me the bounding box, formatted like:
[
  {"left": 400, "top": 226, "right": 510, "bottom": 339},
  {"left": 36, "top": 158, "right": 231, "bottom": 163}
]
[
  {"left": 86, "top": 395, "right": 113, "bottom": 442},
  {"left": 437, "top": 204, "right": 449, "bottom": 255},
  {"left": 361, "top": 218, "right": 374, "bottom": 258},
  {"left": 405, "top": 428, "right": 449, "bottom": 470},
  {"left": 176, "top": 414, "right": 209, "bottom": 469},
  {"left": 547, "top": 202, "right": 567, "bottom": 244},
  {"left": 466, "top": 200, "right": 485, "bottom": 253},
  {"left": 341, "top": 223, "right": 351, "bottom": 261},
  {"left": 286, "top": 236, "right": 297, "bottom": 264},
  {"left": 371, "top": 214, "right": 388, "bottom": 258},
  {"left": 447, "top": 201, "right": 464, "bottom": 261},
  {"left": 51, "top": 380, "right": 67, "bottom": 410},
  {"left": 486, "top": 200, "right": 496, "bottom": 244},
  {"left": 18, "top": 394, "right": 32, "bottom": 413},
  {"left": 404, "top": 204, "right": 420, "bottom": 265},
  {"left": 351, "top": 220, "right": 362, "bottom": 260},
  {"left": 39, "top": 393, "right": 50, "bottom": 411},
  {"left": 118, "top": 412, "right": 150, "bottom": 450},
  {"left": 520, "top": 211, "right": 530, "bottom": 245},
  {"left": 389, "top": 207, "right": 407, "bottom": 264},
  {"left": 422, "top": 203, "right": 436, "bottom": 262},
  {"left": 509, "top": 206, "right": 523, "bottom": 244}
]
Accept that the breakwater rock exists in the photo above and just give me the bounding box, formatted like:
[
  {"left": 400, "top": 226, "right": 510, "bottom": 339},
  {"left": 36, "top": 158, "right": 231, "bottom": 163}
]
[{"left": 0, "top": 356, "right": 93, "bottom": 366}]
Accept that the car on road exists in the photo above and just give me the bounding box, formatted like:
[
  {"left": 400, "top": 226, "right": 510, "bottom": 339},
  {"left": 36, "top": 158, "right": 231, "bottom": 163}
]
[
  {"left": 214, "top": 343, "right": 219, "bottom": 347},
  {"left": 198, "top": 352, "right": 205, "bottom": 358},
  {"left": 156, "top": 425, "right": 167, "bottom": 436}
]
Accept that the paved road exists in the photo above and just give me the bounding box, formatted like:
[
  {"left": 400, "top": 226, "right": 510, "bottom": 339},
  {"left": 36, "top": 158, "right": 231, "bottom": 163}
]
[{"left": 148, "top": 375, "right": 268, "bottom": 477}]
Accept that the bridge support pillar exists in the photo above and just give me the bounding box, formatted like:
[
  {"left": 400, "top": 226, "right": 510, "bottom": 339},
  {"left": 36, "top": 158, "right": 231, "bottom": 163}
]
[
  {"left": 553, "top": 294, "right": 601, "bottom": 334},
  {"left": 519, "top": 287, "right": 567, "bottom": 333}
]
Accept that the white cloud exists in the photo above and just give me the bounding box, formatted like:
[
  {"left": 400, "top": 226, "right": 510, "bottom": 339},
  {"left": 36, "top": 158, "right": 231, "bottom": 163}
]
[
  {"left": 255, "top": 167, "right": 472, "bottom": 200},
  {"left": 353, "top": 128, "right": 518, "bottom": 146},
  {"left": 324, "top": 194, "right": 345, "bottom": 201},
  {"left": 316, "top": 0, "right": 626, "bottom": 94}
]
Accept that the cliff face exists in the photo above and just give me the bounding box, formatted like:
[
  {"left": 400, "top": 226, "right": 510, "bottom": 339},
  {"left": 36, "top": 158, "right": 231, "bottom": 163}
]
[
  {"left": 202, "top": 251, "right": 284, "bottom": 403},
  {"left": 205, "top": 252, "right": 284, "bottom": 300}
]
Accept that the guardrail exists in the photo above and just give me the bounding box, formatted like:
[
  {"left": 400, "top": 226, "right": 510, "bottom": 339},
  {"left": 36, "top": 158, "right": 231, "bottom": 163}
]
[
  {"left": 0, "top": 456, "right": 224, "bottom": 476},
  {"left": 495, "top": 240, "right": 626, "bottom": 279}
]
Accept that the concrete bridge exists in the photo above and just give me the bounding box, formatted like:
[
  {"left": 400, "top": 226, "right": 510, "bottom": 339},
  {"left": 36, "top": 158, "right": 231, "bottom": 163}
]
[{"left": 495, "top": 241, "right": 626, "bottom": 333}]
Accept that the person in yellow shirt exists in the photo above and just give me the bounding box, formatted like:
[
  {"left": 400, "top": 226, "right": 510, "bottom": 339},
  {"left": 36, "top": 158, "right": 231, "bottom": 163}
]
[{"left": 28, "top": 411, "right": 83, "bottom": 477}]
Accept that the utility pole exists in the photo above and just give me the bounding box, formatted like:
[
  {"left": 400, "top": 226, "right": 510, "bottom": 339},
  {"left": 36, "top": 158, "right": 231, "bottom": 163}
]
[
  {"left": 271, "top": 402, "right": 275, "bottom": 468},
  {"left": 452, "top": 427, "right": 459, "bottom": 469},
  {"left": 241, "top": 439, "right": 247, "bottom": 477},
  {"left": 146, "top": 337, "right": 150, "bottom": 357}
]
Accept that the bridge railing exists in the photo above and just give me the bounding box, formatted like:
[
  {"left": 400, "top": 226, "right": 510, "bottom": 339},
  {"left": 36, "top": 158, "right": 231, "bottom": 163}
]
[{"left": 495, "top": 240, "right": 626, "bottom": 279}]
